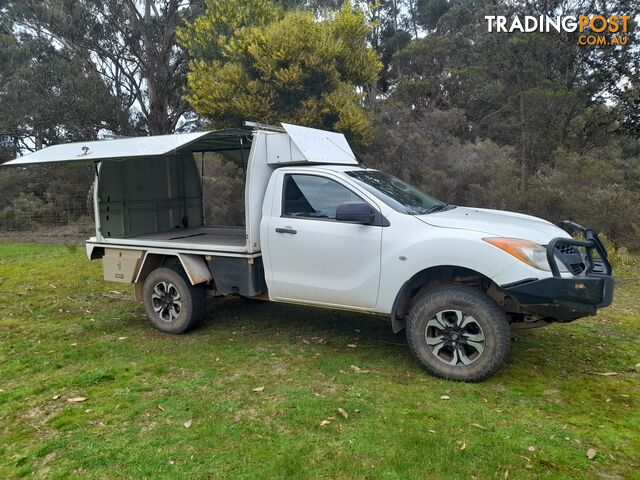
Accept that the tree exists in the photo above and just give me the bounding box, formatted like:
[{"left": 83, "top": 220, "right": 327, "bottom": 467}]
[
  {"left": 0, "top": 28, "right": 131, "bottom": 154},
  {"left": 392, "top": 0, "right": 640, "bottom": 189},
  {"left": 179, "top": 0, "right": 381, "bottom": 144},
  {"left": 2, "top": 0, "right": 203, "bottom": 135}
]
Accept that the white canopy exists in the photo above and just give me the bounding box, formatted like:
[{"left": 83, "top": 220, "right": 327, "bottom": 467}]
[
  {"left": 281, "top": 123, "right": 356, "bottom": 164},
  {"left": 2, "top": 123, "right": 358, "bottom": 166},
  {"left": 2, "top": 130, "right": 244, "bottom": 166}
]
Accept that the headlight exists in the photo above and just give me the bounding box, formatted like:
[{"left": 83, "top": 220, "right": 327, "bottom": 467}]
[{"left": 483, "top": 237, "right": 569, "bottom": 272}]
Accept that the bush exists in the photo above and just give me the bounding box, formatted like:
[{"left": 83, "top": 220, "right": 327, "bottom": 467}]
[
  {"left": 0, "top": 193, "right": 59, "bottom": 230},
  {"left": 199, "top": 153, "right": 245, "bottom": 226},
  {"left": 521, "top": 151, "right": 640, "bottom": 249},
  {"left": 360, "top": 107, "right": 640, "bottom": 249}
]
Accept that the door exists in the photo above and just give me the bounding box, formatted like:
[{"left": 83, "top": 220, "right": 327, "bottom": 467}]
[{"left": 265, "top": 173, "right": 383, "bottom": 308}]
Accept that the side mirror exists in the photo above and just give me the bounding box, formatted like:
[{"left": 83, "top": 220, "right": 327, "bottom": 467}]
[{"left": 335, "top": 201, "right": 376, "bottom": 225}]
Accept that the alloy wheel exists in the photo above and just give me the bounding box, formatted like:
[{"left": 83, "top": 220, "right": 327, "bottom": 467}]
[{"left": 425, "top": 310, "right": 486, "bottom": 366}]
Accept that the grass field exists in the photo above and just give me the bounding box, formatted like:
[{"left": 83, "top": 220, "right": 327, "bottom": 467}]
[{"left": 0, "top": 243, "right": 638, "bottom": 479}]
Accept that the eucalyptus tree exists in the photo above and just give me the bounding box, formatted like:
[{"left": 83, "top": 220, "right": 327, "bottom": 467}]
[{"left": 2, "top": 0, "right": 203, "bottom": 135}]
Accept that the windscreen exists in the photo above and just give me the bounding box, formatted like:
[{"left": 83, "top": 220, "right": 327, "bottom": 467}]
[{"left": 345, "top": 170, "right": 443, "bottom": 215}]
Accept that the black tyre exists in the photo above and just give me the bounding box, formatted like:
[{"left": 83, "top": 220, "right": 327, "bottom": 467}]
[
  {"left": 406, "top": 285, "right": 510, "bottom": 382},
  {"left": 162, "top": 263, "right": 209, "bottom": 322},
  {"left": 143, "top": 266, "right": 207, "bottom": 334}
]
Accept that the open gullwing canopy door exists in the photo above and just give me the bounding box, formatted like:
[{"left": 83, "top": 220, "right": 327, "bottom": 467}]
[{"left": 2, "top": 124, "right": 358, "bottom": 254}]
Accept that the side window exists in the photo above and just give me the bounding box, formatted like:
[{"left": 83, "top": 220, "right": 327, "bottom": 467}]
[{"left": 283, "top": 174, "right": 363, "bottom": 220}]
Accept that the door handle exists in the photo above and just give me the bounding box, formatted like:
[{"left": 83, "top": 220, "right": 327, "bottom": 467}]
[{"left": 275, "top": 227, "right": 297, "bottom": 234}]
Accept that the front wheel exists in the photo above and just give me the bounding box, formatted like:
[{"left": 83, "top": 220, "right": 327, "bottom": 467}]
[{"left": 406, "top": 285, "right": 510, "bottom": 382}]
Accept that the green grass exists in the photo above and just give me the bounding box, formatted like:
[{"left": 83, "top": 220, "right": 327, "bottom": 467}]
[{"left": 0, "top": 243, "right": 638, "bottom": 479}]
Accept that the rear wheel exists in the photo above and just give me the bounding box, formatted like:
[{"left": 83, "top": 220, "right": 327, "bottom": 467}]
[
  {"left": 143, "top": 266, "right": 206, "bottom": 334},
  {"left": 406, "top": 285, "right": 510, "bottom": 382}
]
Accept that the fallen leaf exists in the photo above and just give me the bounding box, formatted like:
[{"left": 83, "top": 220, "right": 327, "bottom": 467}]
[
  {"left": 350, "top": 364, "right": 369, "bottom": 373},
  {"left": 440, "top": 395, "right": 450, "bottom": 400},
  {"left": 320, "top": 419, "right": 331, "bottom": 427},
  {"left": 337, "top": 408, "right": 348, "bottom": 419},
  {"left": 252, "top": 386, "right": 265, "bottom": 392},
  {"left": 587, "top": 448, "right": 597, "bottom": 460},
  {"left": 184, "top": 420, "right": 192, "bottom": 429},
  {"left": 68, "top": 397, "right": 87, "bottom": 403},
  {"left": 471, "top": 423, "right": 487, "bottom": 430},
  {"left": 527, "top": 446, "right": 536, "bottom": 452}
]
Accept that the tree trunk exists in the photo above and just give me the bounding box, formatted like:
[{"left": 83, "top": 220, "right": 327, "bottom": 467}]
[
  {"left": 519, "top": 89, "right": 526, "bottom": 191},
  {"left": 407, "top": 0, "right": 419, "bottom": 38},
  {"left": 142, "top": 0, "right": 180, "bottom": 134}
]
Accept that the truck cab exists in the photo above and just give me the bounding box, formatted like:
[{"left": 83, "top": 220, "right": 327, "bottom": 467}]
[{"left": 3, "top": 122, "right": 614, "bottom": 381}]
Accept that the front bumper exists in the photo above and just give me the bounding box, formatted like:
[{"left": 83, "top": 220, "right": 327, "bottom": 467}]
[
  {"left": 503, "top": 221, "right": 614, "bottom": 322},
  {"left": 504, "top": 275, "right": 614, "bottom": 321}
]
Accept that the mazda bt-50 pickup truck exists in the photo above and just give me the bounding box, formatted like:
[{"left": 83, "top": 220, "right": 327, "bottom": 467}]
[{"left": 3, "top": 122, "right": 614, "bottom": 381}]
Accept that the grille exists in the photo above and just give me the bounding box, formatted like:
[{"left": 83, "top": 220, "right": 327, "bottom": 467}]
[
  {"left": 570, "top": 262, "right": 585, "bottom": 275},
  {"left": 556, "top": 244, "right": 578, "bottom": 255}
]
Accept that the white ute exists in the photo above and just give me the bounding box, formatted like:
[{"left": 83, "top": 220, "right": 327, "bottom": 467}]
[{"left": 4, "top": 122, "right": 614, "bottom": 381}]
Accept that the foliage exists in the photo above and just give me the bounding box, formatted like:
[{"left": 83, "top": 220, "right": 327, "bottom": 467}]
[
  {"left": 367, "top": 0, "right": 640, "bottom": 248},
  {"left": 0, "top": 163, "right": 93, "bottom": 233},
  {"left": 598, "top": 234, "right": 631, "bottom": 269},
  {"left": 0, "top": 193, "right": 58, "bottom": 230},
  {"left": 392, "top": 0, "right": 637, "bottom": 169},
  {"left": 0, "top": 27, "right": 130, "bottom": 152},
  {"left": 1, "top": 0, "right": 639, "bottom": 248},
  {"left": 199, "top": 153, "right": 246, "bottom": 227},
  {"left": 359, "top": 102, "right": 520, "bottom": 210},
  {"left": 0, "top": 242, "right": 639, "bottom": 478},
  {"left": 2, "top": 0, "right": 202, "bottom": 135},
  {"left": 180, "top": 1, "right": 381, "bottom": 145}
]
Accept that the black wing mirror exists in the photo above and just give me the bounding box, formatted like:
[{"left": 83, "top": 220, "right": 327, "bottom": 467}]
[{"left": 335, "top": 201, "right": 376, "bottom": 225}]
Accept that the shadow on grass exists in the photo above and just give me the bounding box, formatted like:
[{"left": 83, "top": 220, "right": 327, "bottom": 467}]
[
  {"left": 93, "top": 293, "right": 623, "bottom": 381},
  {"left": 202, "top": 296, "right": 400, "bottom": 341}
]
